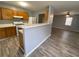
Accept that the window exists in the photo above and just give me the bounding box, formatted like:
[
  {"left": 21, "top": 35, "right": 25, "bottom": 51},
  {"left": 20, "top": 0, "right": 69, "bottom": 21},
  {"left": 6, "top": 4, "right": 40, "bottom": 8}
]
[{"left": 65, "top": 17, "right": 73, "bottom": 26}]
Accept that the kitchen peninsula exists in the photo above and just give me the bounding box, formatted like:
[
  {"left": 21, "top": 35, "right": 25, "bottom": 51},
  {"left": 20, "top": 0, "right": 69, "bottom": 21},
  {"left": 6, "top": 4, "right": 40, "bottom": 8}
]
[{"left": 17, "top": 23, "right": 52, "bottom": 56}]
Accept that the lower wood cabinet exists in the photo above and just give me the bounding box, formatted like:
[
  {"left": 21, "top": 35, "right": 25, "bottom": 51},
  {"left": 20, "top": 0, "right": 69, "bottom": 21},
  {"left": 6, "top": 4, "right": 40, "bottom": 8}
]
[
  {"left": 6, "top": 27, "right": 16, "bottom": 37},
  {"left": 0, "top": 26, "right": 16, "bottom": 39},
  {"left": 19, "top": 31, "right": 24, "bottom": 49},
  {"left": 0, "top": 28, "right": 6, "bottom": 39}
]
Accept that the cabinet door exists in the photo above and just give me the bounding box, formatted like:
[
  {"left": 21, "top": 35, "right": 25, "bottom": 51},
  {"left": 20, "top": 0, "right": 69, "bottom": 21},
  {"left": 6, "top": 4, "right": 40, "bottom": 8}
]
[
  {"left": 13, "top": 10, "right": 17, "bottom": 16},
  {"left": 0, "top": 27, "right": 16, "bottom": 39},
  {"left": 6, "top": 27, "right": 16, "bottom": 37},
  {"left": 0, "top": 28, "right": 6, "bottom": 39},
  {"left": 2, "top": 8, "right": 13, "bottom": 20},
  {"left": 0, "top": 8, "right": 2, "bottom": 20},
  {"left": 6, "top": 27, "right": 12, "bottom": 37},
  {"left": 17, "top": 11, "right": 29, "bottom": 20},
  {"left": 11, "top": 27, "right": 16, "bottom": 36}
]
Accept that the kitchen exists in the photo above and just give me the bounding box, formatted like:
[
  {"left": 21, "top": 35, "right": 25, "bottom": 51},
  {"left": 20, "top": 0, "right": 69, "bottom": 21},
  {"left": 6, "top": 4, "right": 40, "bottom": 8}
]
[
  {"left": 0, "top": 1, "right": 53, "bottom": 57},
  {"left": 1, "top": 1, "right": 79, "bottom": 57}
]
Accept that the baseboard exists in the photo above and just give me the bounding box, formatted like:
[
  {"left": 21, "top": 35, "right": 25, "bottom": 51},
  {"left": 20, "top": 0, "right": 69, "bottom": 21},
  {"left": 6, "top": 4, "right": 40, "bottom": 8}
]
[
  {"left": 53, "top": 26, "right": 79, "bottom": 32},
  {"left": 25, "top": 34, "right": 51, "bottom": 57}
]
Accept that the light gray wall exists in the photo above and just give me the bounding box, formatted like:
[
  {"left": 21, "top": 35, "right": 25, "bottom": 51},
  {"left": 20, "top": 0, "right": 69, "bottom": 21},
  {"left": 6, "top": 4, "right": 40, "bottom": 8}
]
[
  {"left": 0, "top": 20, "right": 28, "bottom": 24},
  {"left": 31, "top": 6, "right": 49, "bottom": 23},
  {"left": 0, "top": 20, "right": 13, "bottom": 24},
  {"left": 48, "top": 5, "right": 54, "bottom": 24},
  {"left": 52, "top": 15, "right": 79, "bottom": 32},
  {"left": 32, "top": 6, "right": 49, "bottom": 17}
]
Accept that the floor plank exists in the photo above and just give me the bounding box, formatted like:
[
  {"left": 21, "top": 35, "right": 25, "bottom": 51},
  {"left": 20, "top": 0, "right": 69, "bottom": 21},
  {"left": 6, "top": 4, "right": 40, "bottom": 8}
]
[
  {"left": 29, "top": 28, "right": 79, "bottom": 57},
  {"left": 0, "top": 36, "right": 24, "bottom": 57}
]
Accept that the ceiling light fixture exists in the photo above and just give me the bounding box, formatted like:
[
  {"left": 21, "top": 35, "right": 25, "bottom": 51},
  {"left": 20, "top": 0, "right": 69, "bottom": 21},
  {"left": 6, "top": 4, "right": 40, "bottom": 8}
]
[
  {"left": 66, "top": 11, "right": 70, "bottom": 17},
  {"left": 19, "top": 2, "right": 29, "bottom": 7}
]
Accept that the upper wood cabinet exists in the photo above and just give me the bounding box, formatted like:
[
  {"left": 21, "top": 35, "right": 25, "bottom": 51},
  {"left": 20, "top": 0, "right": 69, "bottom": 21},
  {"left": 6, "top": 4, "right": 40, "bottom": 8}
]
[
  {"left": 0, "top": 8, "right": 2, "bottom": 20},
  {"left": 0, "top": 7, "right": 29, "bottom": 20},
  {"left": 2, "top": 8, "right": 13, "bottom": 20},
  {"left": 16, "top": 11, "right": 29, "bottom": 20}
]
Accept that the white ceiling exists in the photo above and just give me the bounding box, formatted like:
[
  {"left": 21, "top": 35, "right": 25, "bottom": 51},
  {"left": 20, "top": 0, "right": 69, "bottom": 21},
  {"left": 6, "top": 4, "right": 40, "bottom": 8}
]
[{"left": 1, "top": 1, "right": 79, "bottom": 15}]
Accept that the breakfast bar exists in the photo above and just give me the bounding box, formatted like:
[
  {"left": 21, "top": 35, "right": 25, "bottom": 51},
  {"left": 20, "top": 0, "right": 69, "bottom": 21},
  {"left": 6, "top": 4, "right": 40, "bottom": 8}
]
[{"left": 17, "top": 23, "right": 52, "bottom": 56}]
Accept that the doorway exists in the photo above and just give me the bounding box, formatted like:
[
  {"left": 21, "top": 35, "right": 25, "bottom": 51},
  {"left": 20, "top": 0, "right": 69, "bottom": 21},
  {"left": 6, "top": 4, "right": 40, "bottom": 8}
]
[{"left": 38, "top": 14, "right": 45, "bottom": 23}]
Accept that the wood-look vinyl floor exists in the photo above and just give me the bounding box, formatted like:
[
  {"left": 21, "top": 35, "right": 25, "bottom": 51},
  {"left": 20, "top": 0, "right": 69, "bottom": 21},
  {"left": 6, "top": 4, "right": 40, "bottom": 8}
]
[
  {"left": 29, "top": 28, "right": 79, "bottom": 57},
  {"left": 0, "top": 36, "right": 24, "bottom": 57}
]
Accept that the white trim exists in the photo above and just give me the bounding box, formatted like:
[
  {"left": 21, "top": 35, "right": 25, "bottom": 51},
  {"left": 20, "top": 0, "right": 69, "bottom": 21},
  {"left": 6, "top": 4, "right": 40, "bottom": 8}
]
[{"left": 25, "top": 34, "right": 51, "bottom": 57}]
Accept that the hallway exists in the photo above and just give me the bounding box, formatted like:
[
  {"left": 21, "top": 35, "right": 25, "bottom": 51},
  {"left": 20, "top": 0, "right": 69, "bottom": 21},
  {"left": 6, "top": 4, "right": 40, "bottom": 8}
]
[{"left": 29, "top": 28, "right": 79, "bottom": 57}]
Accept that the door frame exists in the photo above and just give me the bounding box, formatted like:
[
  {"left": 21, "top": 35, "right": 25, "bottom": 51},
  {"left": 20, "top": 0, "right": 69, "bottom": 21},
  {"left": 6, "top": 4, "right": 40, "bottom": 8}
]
[{"left": 37, "top": 12, "right": 45, "bottom": 23}]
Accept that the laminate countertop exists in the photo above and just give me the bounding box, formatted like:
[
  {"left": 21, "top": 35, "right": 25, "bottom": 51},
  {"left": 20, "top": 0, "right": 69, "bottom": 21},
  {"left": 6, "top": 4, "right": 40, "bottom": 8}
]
[
  {"left": 0, "top": 23, "right": 50, "bottom": 29},
  {"left": 0, "top": 24, "right": 15, "bottom": 28},
  {"left": 17, "top": 23, "right": 50, "bottom": 29}
]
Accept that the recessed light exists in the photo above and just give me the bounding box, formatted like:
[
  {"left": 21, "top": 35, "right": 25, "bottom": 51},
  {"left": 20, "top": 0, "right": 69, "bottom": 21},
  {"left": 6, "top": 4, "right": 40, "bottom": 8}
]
[{"left": 18, "top": 2, "right": 29, "bottom": 7}]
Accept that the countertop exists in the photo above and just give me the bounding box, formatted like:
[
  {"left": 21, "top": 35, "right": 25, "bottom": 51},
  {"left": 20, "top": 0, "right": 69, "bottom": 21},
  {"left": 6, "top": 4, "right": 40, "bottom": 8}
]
[
  {"left": 17, "top": 23, "right": 50, "bottom": 29},
  {"left": 0, "top": 23, "right": 50, "bottom": 29},
  {"left": 0, "top": 24, "right": 15, "bottom": 28}
]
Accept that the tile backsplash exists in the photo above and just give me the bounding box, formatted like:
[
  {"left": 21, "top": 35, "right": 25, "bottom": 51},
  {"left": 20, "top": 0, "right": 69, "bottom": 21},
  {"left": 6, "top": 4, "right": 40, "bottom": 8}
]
[
  {"left": 0, "top": 20, "right": 13, "bottom": 24},
  {"left": 0, "top": 20, "right": 28, "bottom": 24}
]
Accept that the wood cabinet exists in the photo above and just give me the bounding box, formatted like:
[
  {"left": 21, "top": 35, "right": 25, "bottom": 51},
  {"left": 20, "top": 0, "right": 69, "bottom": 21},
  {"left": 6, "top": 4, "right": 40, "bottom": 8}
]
[
  {"left": 0, "top": 8, "right": 2, "bottom": 20},
  {"left": 0, "top": 7, "right": 29, "bottom": 20},
  {"left": 6, "top": 27, "right": 16, "bottom": 37},
  {"left": 0, "top": 28, "right": 6, "bottom": 39},
  {"left": 2, "top": 8, "right": 13, "bottom": 20},
  {"left": 0, "top": 27, "right": 16, "bottom": 39},
  {"left": 16, "top": 11, "right": 29, "bottom": 20}
]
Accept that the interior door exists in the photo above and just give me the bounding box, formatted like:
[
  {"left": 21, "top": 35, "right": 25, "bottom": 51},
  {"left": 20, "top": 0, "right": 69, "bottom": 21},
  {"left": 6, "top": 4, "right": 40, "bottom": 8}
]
[{"left": 38, "top": 14, "right": 45, "bottom": 23}]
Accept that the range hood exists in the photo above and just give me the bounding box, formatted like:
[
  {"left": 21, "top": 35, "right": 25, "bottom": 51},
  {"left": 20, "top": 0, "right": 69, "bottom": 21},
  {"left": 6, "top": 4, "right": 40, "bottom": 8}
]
[
  {"left": 13, "top": 16, "right": 24, "bottom": 25},
  {"left": 13, "top": 16, "right": 23, "bottom": 18}
]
